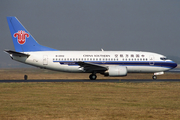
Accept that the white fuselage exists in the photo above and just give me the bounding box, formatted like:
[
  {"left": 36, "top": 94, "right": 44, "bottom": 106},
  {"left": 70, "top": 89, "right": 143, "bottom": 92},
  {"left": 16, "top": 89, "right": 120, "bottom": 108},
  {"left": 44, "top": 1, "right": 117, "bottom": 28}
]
[{"left": 12, "top": 51, "right": 177, "bottom": 73}]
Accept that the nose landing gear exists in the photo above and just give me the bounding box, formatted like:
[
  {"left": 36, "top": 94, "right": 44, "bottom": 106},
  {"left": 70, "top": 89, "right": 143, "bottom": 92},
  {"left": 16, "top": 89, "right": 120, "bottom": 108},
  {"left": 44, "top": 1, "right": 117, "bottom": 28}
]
[{"left": 152, "top": 72, "right": 164, "bottom": 80}]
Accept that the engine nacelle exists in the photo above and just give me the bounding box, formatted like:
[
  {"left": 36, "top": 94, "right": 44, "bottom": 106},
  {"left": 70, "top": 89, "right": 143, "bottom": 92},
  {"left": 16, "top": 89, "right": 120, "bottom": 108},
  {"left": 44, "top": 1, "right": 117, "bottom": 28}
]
[{"left": 104, "top": 66, "right": 127, "bottom": 77}]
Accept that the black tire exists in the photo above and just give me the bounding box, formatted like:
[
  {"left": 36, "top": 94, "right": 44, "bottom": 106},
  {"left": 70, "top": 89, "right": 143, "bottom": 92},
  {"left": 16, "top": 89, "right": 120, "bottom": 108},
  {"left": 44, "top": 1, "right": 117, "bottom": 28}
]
[
  {"left": 89, "top": 74, "right": 97, "bottom": 80},
  {"left": 152, "top": 75, "right": 157, "bottom": 80}
]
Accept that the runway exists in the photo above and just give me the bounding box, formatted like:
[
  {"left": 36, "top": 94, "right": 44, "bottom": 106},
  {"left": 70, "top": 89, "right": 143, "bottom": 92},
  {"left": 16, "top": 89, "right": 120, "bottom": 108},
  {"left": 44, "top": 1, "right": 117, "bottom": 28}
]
[{"left": 0, "top": 79, "right": 180, "bottom": 83}]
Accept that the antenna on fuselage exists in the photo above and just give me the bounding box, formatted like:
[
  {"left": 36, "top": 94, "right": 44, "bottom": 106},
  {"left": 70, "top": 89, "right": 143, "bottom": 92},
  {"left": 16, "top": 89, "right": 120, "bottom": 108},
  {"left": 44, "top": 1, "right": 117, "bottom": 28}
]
[{"left": 101, "top": 48, "right": 104, "bottom": 51}]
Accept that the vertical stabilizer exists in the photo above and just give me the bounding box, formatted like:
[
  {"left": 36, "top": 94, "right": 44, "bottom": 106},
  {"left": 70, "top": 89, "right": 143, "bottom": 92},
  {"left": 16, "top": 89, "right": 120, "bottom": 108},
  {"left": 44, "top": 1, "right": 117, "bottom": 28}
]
[{"left": 7, "top": 17, "right": 57, "bottom": 52}]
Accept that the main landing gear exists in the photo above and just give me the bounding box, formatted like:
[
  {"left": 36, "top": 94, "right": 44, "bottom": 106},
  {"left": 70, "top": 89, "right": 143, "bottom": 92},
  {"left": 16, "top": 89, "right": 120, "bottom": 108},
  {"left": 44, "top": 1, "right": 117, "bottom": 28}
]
[
  {"left": 89, "top": 74, "right": 97, "bottom": 80},
  {"left": 152, "top": 75, "right": 157, "bottom": 80}
]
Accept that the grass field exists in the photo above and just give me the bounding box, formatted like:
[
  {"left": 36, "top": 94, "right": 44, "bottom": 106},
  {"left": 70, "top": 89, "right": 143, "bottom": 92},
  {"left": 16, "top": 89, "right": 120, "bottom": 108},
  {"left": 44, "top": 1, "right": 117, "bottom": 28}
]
[
  {"left": 0, "top": 82, "right": 180, "bottom": 120},
  {"left": 0, "top": 68, "right": 180, "bottom": 119}
]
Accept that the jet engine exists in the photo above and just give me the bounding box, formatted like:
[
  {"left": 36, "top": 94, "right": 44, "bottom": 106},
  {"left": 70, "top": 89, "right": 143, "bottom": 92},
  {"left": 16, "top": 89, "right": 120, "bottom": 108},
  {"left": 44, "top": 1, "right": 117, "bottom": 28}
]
[{"left": 103, "top": 66, "right": 127, "bottom": 77}]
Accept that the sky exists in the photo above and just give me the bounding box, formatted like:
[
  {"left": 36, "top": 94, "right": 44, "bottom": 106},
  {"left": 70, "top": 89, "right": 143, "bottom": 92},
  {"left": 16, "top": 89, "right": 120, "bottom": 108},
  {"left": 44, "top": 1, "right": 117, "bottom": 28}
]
[{"left": 0, "top": 0, "right": 180, "bottom": 68}]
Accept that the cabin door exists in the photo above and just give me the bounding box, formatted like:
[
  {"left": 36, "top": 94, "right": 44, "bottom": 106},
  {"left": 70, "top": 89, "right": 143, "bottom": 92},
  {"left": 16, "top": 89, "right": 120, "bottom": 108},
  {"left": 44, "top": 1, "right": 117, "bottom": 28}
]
[
  {"left": 149, "top": 55, "right": 154, "bottom": 65},
  {"left": 43, "top": 55, "right": 48, "bottom": 65}
]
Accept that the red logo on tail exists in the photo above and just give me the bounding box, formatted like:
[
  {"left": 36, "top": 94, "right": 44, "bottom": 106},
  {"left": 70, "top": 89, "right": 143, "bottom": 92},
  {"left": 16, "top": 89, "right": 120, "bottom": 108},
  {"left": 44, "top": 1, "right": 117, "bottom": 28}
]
[{"left": 14, "top": 30, "right": 30, "bottom": 45}]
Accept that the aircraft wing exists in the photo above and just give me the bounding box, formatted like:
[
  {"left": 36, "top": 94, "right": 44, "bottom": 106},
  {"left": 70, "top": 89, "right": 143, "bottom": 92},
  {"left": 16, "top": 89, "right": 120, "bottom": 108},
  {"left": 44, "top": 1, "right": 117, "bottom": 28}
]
[
  {"left": 76, "top": 61, "right": 108, "bottom": 72},
  {"left": 4, "top": 50, "right": 30, "bottom": 57}
]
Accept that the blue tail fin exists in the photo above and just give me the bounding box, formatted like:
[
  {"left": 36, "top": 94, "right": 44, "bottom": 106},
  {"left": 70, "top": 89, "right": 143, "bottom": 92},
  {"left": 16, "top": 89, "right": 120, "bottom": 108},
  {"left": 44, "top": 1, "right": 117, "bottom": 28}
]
[{"left": 7, "top": 16, "right": 57, "bottom": 52}]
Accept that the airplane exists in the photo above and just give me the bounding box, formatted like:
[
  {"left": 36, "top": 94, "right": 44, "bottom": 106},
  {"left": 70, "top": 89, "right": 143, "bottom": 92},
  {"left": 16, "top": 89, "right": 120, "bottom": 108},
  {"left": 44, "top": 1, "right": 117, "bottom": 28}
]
[{"left": 5, "top": 16, "right": 177, "bottom": 80}]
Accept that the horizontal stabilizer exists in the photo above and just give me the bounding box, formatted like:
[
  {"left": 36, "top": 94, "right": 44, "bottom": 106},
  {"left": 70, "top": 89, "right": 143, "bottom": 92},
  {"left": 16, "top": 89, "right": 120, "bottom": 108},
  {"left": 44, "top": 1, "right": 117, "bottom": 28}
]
[{"left": 4, "top": 50, "right": 30, "bottom": 57}]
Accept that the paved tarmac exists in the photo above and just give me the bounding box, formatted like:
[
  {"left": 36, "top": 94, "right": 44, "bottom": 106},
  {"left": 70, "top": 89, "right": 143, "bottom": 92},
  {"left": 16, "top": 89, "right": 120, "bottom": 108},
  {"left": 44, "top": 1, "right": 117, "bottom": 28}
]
[{"left": 0, "top": 79, "right": 180, "bottom": 83}]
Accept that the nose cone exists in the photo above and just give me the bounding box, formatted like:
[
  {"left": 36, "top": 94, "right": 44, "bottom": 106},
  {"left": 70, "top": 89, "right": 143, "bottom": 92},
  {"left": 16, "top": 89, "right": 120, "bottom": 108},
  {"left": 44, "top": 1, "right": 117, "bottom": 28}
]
[{"left": 171, "top": 61, "right": 177, "bottom": 69}]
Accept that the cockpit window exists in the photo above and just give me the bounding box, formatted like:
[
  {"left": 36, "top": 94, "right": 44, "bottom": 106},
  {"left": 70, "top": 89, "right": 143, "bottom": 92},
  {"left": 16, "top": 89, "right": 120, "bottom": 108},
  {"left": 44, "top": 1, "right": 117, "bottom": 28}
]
[{"left": 160, "top": 57, "right": 168, "bottom": 60}]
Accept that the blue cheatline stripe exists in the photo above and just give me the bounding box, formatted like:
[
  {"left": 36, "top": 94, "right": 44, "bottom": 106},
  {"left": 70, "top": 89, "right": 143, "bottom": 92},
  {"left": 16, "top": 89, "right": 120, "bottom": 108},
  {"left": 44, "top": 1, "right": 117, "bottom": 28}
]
[{"left": 53, "top": 61, "right": 177, "bottom": 69}]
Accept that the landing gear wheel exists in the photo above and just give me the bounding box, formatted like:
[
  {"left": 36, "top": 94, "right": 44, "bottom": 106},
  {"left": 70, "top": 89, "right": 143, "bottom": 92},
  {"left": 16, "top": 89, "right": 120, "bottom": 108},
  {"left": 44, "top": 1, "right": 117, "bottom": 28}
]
[
  {"left": 89, "top": 74, "right": 97, "bottom": 80},
  {"left": 152, "top": 75, "right": 157, "bottom": 80}
]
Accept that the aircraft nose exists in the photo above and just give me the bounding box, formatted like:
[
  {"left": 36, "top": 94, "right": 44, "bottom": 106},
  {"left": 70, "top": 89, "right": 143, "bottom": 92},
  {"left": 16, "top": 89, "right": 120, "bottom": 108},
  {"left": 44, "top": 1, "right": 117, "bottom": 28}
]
[{"left": 171, "top": 61, "right": 177, "bottom": 68}]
